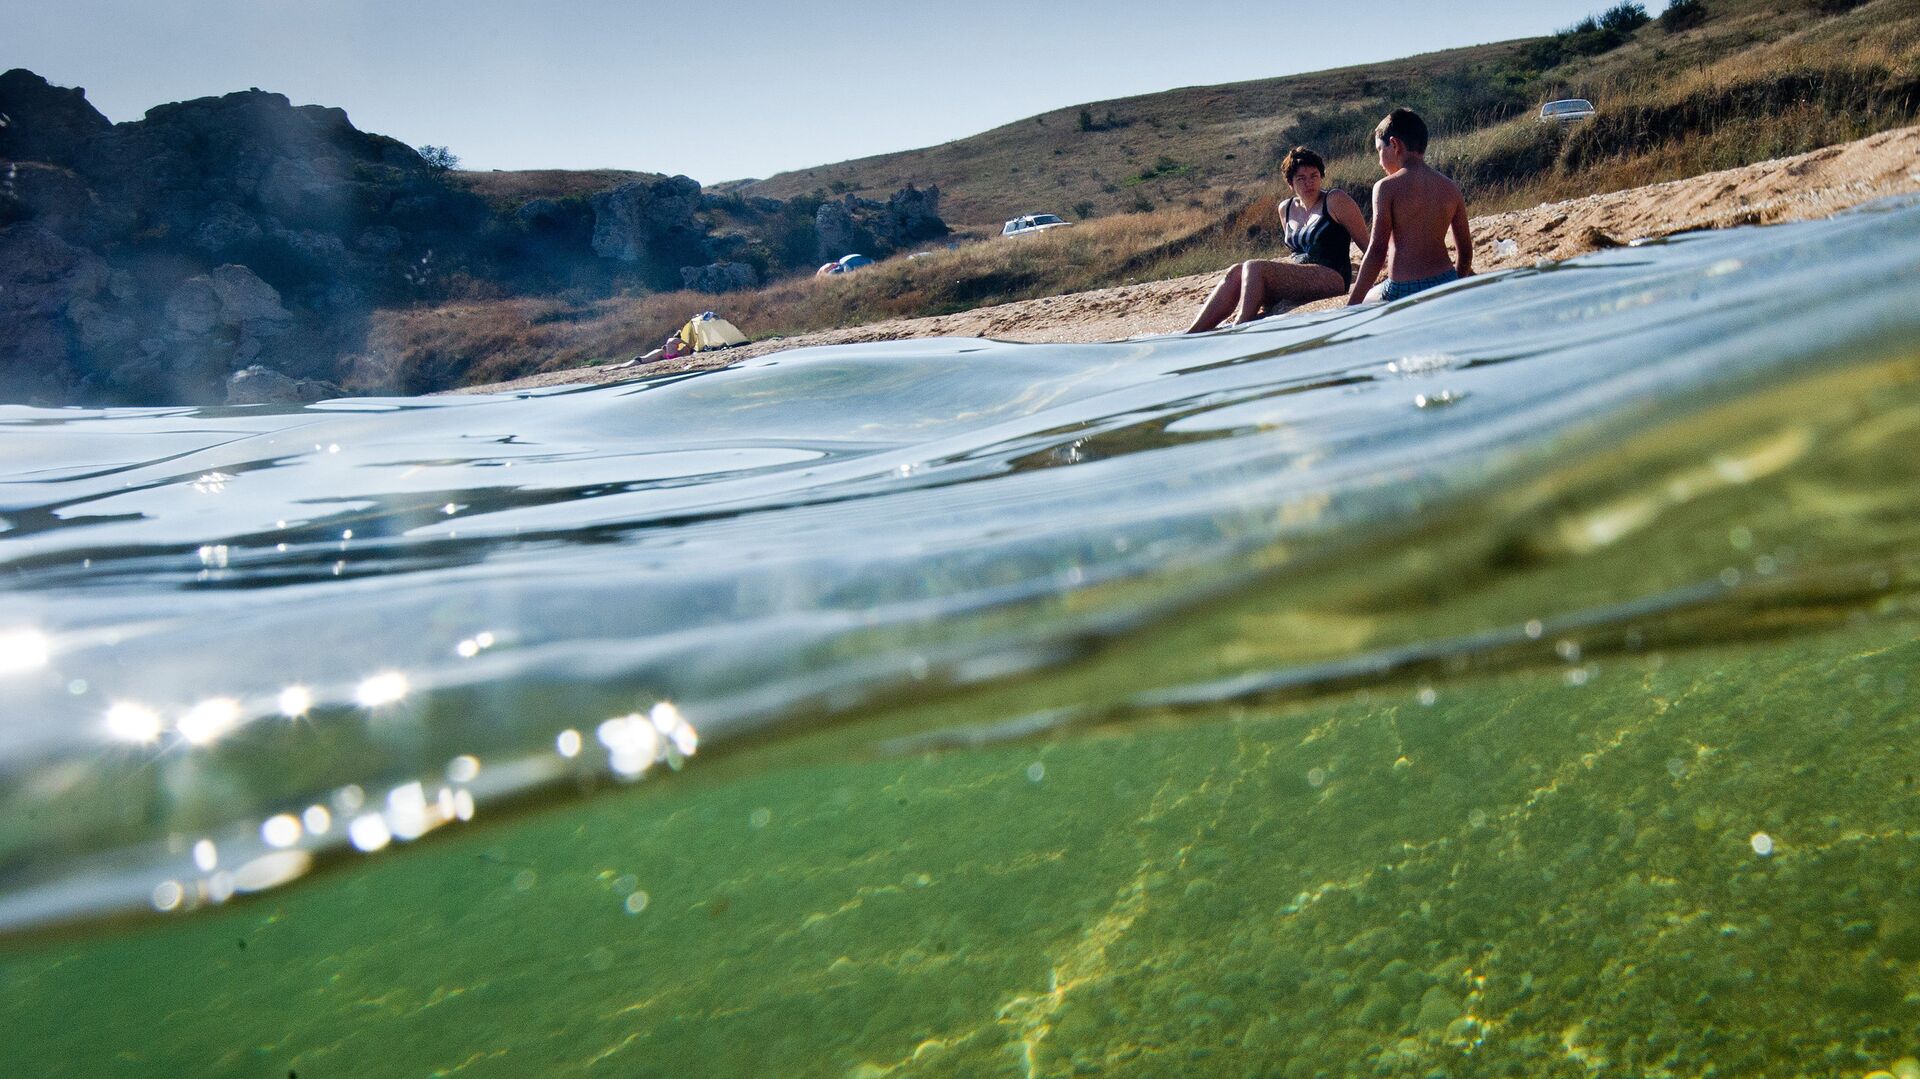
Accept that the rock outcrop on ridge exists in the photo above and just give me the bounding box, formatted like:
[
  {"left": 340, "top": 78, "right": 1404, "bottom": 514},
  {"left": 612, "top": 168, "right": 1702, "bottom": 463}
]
[{"left": 0, "top": 69, "right": 947, "bottom": 405}]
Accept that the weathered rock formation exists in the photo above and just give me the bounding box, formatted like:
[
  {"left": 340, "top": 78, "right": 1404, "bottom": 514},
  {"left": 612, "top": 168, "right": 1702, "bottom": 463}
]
[
  {"left": 814, "top": 185, "right": 949, "bottom": 261},
  {"left": 679, "top": 260, "right": 760, "bottom": 293},
  {"left": 0, "top": 68, "right": 110, "bottom": 167},
  {"left": 225, "top": 364, "right": 342, "bottom": 405},
  {"left": 0, "top": 68, "right": 946, "bottom": 403},
  {"left": 590, "top": 175, "right": 705, "bottom": 266}
]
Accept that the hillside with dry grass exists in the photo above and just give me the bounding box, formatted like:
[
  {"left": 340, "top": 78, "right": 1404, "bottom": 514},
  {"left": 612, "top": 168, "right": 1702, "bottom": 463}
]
[
  {"left": 363, "top": 0, "right": 1918, "bottom": 392},
  {"left": 735, "top": 0, "right": 1917, "bottom": 229},
  {"left": 451, "top": 168, "right": 659, "bottom": 211},
  {"left": 740, "top": 41, "right": 1537, "bottom": 233}
]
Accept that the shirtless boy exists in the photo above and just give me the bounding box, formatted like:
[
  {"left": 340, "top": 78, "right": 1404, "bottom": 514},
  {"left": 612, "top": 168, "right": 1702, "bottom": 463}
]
[{"left": 1347, "top": 108, "right": 1473, "bottom": 304}]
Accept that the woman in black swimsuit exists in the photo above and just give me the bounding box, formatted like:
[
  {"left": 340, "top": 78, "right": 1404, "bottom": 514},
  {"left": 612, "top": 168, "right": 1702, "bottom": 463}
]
[{"left": 1185, "top": 146, "right": 1370, "bottom": 333}]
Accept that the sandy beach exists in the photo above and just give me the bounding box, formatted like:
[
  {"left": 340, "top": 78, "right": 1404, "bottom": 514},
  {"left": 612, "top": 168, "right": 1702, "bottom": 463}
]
[{"left": 451, "top": 125, "right": 1920, "bottom": 396}]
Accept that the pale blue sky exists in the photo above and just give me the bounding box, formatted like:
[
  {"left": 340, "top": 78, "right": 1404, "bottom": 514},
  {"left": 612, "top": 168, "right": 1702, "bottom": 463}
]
[{"left": 15, "top": 1, "right": 1646, "bottom": 183}]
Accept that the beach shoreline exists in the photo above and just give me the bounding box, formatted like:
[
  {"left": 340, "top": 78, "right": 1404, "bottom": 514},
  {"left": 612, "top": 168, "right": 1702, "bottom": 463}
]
[{"left": 447, "top": 125, "right": 1920, "bottom": 396}]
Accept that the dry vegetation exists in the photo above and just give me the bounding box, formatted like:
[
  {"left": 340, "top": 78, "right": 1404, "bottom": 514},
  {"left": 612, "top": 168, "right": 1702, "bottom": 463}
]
[
  {"left": 361, "top": 0, "right": 1920, "bottom": 392},
  {"left": 348, "top": 210, "right": 1216, "bottom": 392},
  {"left": 738, "top": 40, "right": 1540, "bottom": 232},
  {"left": 450, "top": 168, "right": 659, "bottom": 211},
  {"left": 1438, "top": 3, "right": 1920, "bottom": 211}
]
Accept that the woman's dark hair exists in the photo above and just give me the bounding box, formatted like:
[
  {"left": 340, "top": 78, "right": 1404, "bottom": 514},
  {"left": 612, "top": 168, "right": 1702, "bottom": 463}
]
[
  {"left": 1280, "top": 146, "right": 1326, "bottom": 182},
  {"left": 1375, "top": 108, "right": 1429, "bottom": 154}
]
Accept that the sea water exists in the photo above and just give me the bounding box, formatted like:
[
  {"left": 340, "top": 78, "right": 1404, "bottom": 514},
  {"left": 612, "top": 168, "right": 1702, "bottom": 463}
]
[{"left": 2, "top": 198, "right": 1918, "bottom": 1077}]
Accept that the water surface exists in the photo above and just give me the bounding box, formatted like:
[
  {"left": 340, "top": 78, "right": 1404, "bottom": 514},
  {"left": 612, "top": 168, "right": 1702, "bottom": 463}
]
[{"left": 3, "top": 198, "right": 1919, "bottom": 1077}]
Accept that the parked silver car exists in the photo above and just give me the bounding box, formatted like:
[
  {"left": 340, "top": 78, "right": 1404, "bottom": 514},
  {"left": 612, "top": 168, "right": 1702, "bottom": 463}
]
[
  {"left": 1001, "top": 213, "right": 1072, "bottom": 238},
  {"left": 1539, "top": 98, "right": 1597, "bottom": 124}
]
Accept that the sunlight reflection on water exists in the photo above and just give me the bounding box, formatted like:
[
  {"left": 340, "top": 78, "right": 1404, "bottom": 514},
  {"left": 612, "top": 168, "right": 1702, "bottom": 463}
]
[{"left": 1, "top": 196, "right": 1919, "bottom": 931}]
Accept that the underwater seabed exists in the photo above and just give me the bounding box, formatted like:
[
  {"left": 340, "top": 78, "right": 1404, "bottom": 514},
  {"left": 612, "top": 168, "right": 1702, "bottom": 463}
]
[
  {"left": 3, "top": 600, "right": 1918, "bottom": 1077},
  {"left": 4, "top": 197, "right": 1920, "bottom": 1076},
  {"left": 4, "top": 363, "right": 1920, "bottom": 1075}
]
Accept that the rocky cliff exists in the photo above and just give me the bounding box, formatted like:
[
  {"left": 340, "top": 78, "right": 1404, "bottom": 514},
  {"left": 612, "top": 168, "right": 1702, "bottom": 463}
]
[{"left": 0, "top": 70, "right": 946, "bottom": 404}]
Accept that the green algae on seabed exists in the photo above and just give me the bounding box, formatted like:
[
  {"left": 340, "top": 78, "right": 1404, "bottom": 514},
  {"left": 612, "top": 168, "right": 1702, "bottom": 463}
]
[{"left": 2, "top": 609, "right": 1917, "bottom": 1078}]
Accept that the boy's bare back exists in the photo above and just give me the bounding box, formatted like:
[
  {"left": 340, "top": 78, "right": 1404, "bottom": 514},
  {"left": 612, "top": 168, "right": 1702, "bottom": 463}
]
[
  {"left": 1376, "top": 164, "right": 1469, "bottom": 283},
  {"left": 1347, "top": 108, "right": 1474, "bottom": 304}
]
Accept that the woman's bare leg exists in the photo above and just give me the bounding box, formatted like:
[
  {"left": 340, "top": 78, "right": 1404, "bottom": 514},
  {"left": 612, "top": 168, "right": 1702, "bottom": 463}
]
[
  {"left": 1185, "top": 265, "right": 1247, "bottom": 334},
  {"left": 1240, "top": 260, "right": 1346, "bottom": 322},
  {"left": 1234, "top": 261, "right": 1268, "bottom": 323},
  {"left": 1189, "top": 259, "right": 1346, "bottom": 332}
]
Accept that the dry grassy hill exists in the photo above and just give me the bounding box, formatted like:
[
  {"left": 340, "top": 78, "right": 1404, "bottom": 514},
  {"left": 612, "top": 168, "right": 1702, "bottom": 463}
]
[
  {"left": 443, "top": 0, "right": 1915, "bottom": 235},
  {"left": 738, "top": 41, "right": 1535, "bottom": 233},
  {"left": 736, "top": 0, "right": 1916, "bottom": 230},
  {"left": 356, "top": 0, "right": 1919, "bottom": 392}
]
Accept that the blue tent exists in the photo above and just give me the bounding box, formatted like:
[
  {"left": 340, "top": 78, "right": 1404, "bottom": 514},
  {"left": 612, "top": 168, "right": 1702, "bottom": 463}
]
[{"left": 837, "top": 253, "right": 873, "bottom": 270}]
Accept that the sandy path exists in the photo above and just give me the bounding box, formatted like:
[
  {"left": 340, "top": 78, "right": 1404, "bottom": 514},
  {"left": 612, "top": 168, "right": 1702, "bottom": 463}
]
[{"left": 451, "top": 126, "right": 1920, "bottom": 395}]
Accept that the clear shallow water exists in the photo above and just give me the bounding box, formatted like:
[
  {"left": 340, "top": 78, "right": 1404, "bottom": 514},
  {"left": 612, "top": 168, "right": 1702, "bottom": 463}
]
[{"left": 2, "top": 198, "right": 1919, "bottom": 1077}]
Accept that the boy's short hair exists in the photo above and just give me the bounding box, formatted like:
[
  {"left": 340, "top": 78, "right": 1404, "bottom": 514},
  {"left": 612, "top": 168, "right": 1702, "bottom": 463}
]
[
  {"left": 1375, "top": 108, "right": 1429, "bottom": 155},
  {"left": 1280, "top": 146, "right": 1327, "bottom": 182}
]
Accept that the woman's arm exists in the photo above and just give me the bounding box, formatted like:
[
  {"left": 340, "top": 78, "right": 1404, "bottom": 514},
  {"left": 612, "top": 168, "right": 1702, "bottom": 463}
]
[{"left": 1327, "top": 190, "right": 1370, "bottom": 260}]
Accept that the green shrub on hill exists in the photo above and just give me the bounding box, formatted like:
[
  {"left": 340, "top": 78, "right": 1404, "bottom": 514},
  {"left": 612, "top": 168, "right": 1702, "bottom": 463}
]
[
  {"left": 1278, "top": 106, "right": 1383, "bottom": 163},
  {"left": 1659, "top": 0, "right": 1709, "bottom": 32},
  {"left": 1528, "top": 2, "right": 1651, "bottom": 66},
  {"left": 1124, "top": 157, "right": 1195, "bottom": 186}
]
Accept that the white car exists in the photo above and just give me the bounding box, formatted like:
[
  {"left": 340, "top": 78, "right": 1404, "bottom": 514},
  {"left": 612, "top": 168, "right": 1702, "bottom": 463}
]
[
  {"left": 1539, "top": 98, "right": 1597, "bottom": 124},
  {"left": 1001, "top": 213, "right": 1072, "bottom": 237}
]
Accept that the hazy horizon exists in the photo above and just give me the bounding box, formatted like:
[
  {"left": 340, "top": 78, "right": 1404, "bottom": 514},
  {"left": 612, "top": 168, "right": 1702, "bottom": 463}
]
[{"left": 16, "top": 0, "right": 1646, "bottom": 184}]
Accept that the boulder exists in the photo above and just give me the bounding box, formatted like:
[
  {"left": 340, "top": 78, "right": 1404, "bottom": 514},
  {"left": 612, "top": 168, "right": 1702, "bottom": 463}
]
[
  {"left": 0, "top": 224, "right": 107, "bottom": 317},
  {"left": 0, "top": 69, "right": 111, "bottom": 167},
  {"left": 813, "top": 187, "right": 948, "bottom": 262},
  {"left": 163, "top": 264, "right": 291, "bottom": 340},
  {"left": 210, "top": 264, "right": 292, "bottom": 325},
  {"left": 0, "top": 224, "right": 108, "bottom": 401},
  {"left": 881, "top": 184, "right": 949, "bottom": 248},
  {"left": 590, "top": 175, "right": 704, "bottom": 263},
  {"left": 192, "top": 200, "right": 265, "bottom": 255},
  {"left": 814, "top": 198, "right": 875, "bottom": 263},
  {"left": 67, "top": 296, "right": 138, "bottom": 352},
  {"left": 679, "top": 261, "right": 759, "bottom": 293},
  {"left": 225, "top": 364, "right": 341, "bottom": 405},
  {"left": 165, "top": 276, "right": 223, "bottom": 335}
]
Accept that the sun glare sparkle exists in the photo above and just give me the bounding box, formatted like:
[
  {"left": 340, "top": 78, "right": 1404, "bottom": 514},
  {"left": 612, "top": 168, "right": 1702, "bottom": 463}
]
[
  {"left": 0, "top": 628, "right": 51, "bottom": 675},
  {"left": 302, "top": 804, "right": 333, "bottom": 834},
  {"left": 232, "top": 850, "right": 312, "bottom": 893},
  {"left": 348, "top": 813, "right": 392, "bottom": 852},
  {"left": 261, "top": 813, "right": 302, "bottom": 848},
  {"left": 355, "top": 671, "right": 409, "bottom": 707},
  {"left": 387, "top": 781, "right": 431, "bottom": 840},
  {"left": 178, "top": 698, "right": 243, "bottom": 745},
  {"left": 278, "top": 685, "right": 313, "bottom": 717},
  {"left": 648, "top": 701, "right": 684, "bottom": 733},
  {"left": 105, "top": 701, "right": 163, "bottom": 744}
]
